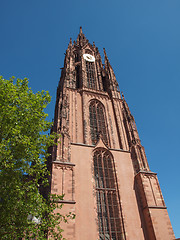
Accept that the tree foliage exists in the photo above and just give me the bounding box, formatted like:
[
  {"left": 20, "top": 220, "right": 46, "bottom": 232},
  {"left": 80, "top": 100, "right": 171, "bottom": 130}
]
[{"left": 0, "top": 76, "right": 72, "bottom": 239}]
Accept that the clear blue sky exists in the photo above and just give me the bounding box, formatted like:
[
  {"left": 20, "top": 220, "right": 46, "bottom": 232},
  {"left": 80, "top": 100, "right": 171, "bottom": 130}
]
[{"left": 0, "top": 0, "right": 180, "bottom": 237}]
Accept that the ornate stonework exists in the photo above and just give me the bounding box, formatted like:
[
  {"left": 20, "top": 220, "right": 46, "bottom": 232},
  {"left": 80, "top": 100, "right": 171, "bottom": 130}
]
[{"left": 48, "top": 27, "right": 175, "bottom": 240}]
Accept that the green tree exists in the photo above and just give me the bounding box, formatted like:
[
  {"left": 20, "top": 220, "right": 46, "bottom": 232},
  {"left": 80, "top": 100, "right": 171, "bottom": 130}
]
[{"left": 0, "top": 76, "right": 71, "bottom": 239}]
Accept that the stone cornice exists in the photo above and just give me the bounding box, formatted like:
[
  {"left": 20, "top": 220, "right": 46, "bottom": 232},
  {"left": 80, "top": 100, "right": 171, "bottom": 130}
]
[
  {"left": 135, "top": 170, "right": 157, "bottom": 178},
  {"left": 66, "top": 86, "right": 110, "bottom": 98},
  {"left": 80, "top": 88, "right": 109, "bottom": 97},
  {"left": 143, "top": 205, "right": 167, "bottom": 210},
  {"left": 71, "top": 142, "right": 130, "bottom": 153},
  {"left": 53, "top": 160, "right": 75, "bottom": 166}
]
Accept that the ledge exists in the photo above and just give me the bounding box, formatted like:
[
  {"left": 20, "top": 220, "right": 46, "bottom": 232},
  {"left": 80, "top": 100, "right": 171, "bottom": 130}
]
[
  {"left": 53, "top": 161, "right": 75, "bottom": 167},
  {"left": 143, "top": 205, "right": 167, "bottom": 210},
  {"left": 79, "top": 88, "right": 109, "bottom": 97},
  {"left": 71, "top": 142, "right": 130, "bottom": 153},
  {"left": 65, "top": 87, "right": 109, "bottom": 98},
  {"left": 71, "top": 142, "right": 94, "bottom": 148},
  {"left": 56, "top": 200, "right": 76, "bottom": 204},
  {"left": 135, "top": 170, "right": 157, "bottom": 177},
  {"left": 110, "top": 148, "right": 130, "bottom": 153}
]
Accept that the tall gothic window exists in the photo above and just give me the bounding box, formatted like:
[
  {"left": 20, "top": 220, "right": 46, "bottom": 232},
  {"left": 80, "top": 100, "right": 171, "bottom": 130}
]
[
  {"left": 74, "top": 51, "right": 80, "bottom": 62},
  {"left": 94, "top": 149, "right": 123, "bottom": 240},
  {"left": 89, "top": 101, "right": 108, "bottom": 145},
  {"left": 75, "top": 65, "right": 80, "bottom": 88},
  {"left": 86, "top": 61, "right": 96, "bottom": 89}
]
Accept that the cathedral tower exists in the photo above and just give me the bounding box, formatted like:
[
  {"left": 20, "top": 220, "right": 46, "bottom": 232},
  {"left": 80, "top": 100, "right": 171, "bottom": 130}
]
[{"left": 49, "top": 27, "right": 175, "bottom": 240}]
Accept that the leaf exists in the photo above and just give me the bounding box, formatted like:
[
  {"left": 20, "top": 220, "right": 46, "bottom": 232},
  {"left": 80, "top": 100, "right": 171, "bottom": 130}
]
[{"left": 0, "top": 76, "right": 71, "bottom": 240}]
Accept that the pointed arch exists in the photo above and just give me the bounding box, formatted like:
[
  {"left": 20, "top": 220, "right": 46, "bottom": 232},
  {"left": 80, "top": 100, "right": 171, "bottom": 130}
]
[
  {"left": 93, "top": 148, "right": 124, "bottom": 240},
  {"left": 74, "top": 51, "right": 80, "bottom": 63},
  {"left": 85, "top": 49, "right": 93, "bottom": 55},
  {"left": 89, "top": 100, "right": 109, "bottom": 146},
  {"left": 86, "top": 60, "right": 96, "bottom": 89}
]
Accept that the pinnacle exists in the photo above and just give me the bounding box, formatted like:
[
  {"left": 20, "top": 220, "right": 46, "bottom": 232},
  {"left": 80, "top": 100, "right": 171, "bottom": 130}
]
[
  {"left": 103, "top": 48, "right": 108, "bottom": 59},
  {"left": 121, "top": 92, "right": 125, "bottom": 99},
  {"left": 76, "top": 26, "right": 88, "bottom": 47}
]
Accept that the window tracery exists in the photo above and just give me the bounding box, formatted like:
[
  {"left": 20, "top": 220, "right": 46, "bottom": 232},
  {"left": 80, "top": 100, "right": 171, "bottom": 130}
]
[
  {"left": 86, "top": 61, "right": 96, "bottom": 89},
  {"left": 74, "top": 51, "right": 80, "bottom": 62},
  {"left": 93, "top": 149, "right": 123, "bottom": 240},
  {"left": 89, "top": 101, "right": 108, "bottom": 145}
]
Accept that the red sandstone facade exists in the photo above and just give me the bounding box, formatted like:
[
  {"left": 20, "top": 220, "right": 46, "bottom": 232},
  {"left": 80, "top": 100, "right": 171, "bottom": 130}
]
[{"left": 49, "top": 27, "right": 175, "bottom": 240}]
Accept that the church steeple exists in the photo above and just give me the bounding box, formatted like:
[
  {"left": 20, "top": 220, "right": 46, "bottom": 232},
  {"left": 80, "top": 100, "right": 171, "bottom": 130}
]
[
  {"left": 49, "top": 28, "right": 175, "bottom": 240},
  {"left": 58, "top": 27, "right": 122, "bottom": 97}
]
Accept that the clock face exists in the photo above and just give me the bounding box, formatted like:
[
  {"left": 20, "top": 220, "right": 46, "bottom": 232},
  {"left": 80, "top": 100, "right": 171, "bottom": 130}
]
[{"left": 83, "top": 53, "right": 95, "bottom": 62}]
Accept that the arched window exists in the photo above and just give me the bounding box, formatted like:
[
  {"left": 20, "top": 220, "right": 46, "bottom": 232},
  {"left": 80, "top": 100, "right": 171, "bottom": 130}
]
[
  {"left": 89, "top": 101, "right": 108, "bottom": 146},
  {"left": 75, "top": 65, "right": 80, "bottom": 88},
  {"left": 86, "top": 61, "right": 96, "bottom": 89},
  {"left": 74, "top": 51, "right": 80, "bottom": 62},
  {"left": 93, "top": 149, "right": 123, "bottom": 240}
]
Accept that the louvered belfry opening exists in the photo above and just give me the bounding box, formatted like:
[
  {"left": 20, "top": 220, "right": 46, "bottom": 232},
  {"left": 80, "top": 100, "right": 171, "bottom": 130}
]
[
  {"left": 93, "top": 149, "right": 123, "bottom": 240},
  {"left": 86, "top": 61, "right": 96, "bottom": 89},
  {"left": 89, "top": 100, "right": 108, "bottom": 146}
]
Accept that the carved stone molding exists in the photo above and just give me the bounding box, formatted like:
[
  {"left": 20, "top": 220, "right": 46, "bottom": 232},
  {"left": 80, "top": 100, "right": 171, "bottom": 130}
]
[
  {"left": 54, "top": 164, "right": 74, "bottom": 171},
  {"left": 135, "top": 170, "right": 157, "bottom": 179},
  {"left": 53, "top": 160, "right": 75, "bottom": 171}
]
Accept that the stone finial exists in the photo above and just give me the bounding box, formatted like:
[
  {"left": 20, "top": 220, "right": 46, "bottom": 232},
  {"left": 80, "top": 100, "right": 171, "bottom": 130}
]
[
  {"left": 103, "top": 48, "right": 108, "bottom": 58},
  {"left": 80, "top": 26, "right": 83, "bottom": 34},
  {"left": 121, "top": 92, "right": 124, "bottom": 99},
  {"left": 69, "top": 38, "right": 72, "bottom": 47}
]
